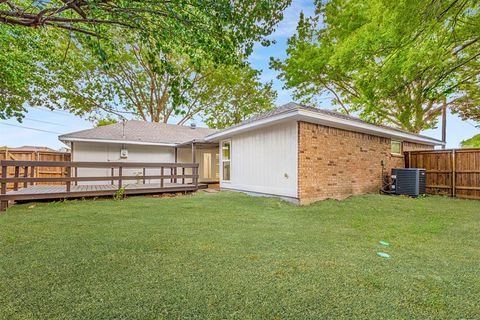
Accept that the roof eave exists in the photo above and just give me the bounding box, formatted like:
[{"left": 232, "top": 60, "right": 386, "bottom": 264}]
[
  {"left": 205, "top": 109, "right": 299, "bottom": 141},
  {"left": 205, "top": 109, "right": 444, "bottom": 146},
  {"left": 297, "top": 109, "right": 444, "bottom": 146},
  {"left": 59, "top": 136, "right": 177, "bottom": 147}
]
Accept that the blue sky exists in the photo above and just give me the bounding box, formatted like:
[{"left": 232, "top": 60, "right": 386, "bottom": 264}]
[{"left": 1, "top": 0, "right": 478, "bottom": 149}]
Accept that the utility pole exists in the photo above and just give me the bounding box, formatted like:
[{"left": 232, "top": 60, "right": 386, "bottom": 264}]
[{"left": 442, "top": 97, "right": 447, "bottom": 149}]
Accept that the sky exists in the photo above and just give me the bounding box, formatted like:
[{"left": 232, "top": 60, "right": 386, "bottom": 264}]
[{"left": 1, "top": 0, "right": 478, "bottom": 150}]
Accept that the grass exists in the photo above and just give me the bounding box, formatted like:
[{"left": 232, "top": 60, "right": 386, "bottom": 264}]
[{"left": 0, "top": 192, "right": 479, "bottom": 319}]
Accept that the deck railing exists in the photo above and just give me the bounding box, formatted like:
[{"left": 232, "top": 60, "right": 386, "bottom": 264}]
[{"left": 0, "top": 160, "right": 199, "bottom": 211}]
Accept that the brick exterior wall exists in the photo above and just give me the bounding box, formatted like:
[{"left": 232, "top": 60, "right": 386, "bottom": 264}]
[{"left": 297, "top": 122, "right": 434, "bottom": 204}]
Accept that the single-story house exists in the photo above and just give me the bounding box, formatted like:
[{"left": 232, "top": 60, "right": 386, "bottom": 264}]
[{"left": 59, "top": 102, "right": 444, "bottom": 204}]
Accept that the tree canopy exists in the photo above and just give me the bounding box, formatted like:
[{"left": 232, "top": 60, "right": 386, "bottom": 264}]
[
  {"left": 0, "top": 0, "right": 290, "bottom": 121},
  {"left": 272, "top": 0, "right": 480, "bottom": 133},
  {"left": 460, "top": 134, "right": 480, "bottom": 148},
  {"left": 1, "top": 0, "right": 288, "bottom": 58},
  {"left": 45, "top": 34, "right": 276, "bottom": 128}
]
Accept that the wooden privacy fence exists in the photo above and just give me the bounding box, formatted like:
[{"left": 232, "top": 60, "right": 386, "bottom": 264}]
[
  {"left": 0, "top": 150, "right": 71, "bottom": 190},
  {"left": 1, "top": 160, "right": 199, "bottom": 211},
  {"left": 405, "top": 148, "right": 480, "bottom": 200}
]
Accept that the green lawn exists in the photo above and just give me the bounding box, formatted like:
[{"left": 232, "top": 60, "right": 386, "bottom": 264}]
[{"left": 1, "top": 192, "right": 479, "bottom": 319}]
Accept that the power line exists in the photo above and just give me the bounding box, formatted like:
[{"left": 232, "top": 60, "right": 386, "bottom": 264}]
[
  {"left": 464, "top": 120, "right": 480, "bottom": 130},
  {"left": 0, "top": 122, "right": 62, "bottom": 135},
  {"left": 24, "top": 117, "right": 69, "bottom": 127},
  {"left": 30, "top": 107, "right": 82, "bottom": 118}
]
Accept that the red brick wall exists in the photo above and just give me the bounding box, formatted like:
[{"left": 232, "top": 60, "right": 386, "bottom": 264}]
[{"left": 297, "top": 122, "right": 434, "bottom": 204}]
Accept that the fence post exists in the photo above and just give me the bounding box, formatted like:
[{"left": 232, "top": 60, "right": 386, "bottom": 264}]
[
  {"left": 1, "top": 163, "right": 7, "bottom": 211},
  {"left": 452, "top": 150, "right": 456, "bottom": 197}
]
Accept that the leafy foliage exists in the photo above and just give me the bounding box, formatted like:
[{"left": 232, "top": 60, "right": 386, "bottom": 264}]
[
  {"left": 1, "top": 0, "right": 289, "bottom": 59},
  {"left": 0, "top": 27, "right": 61, "bottom": 120},
  {"left": 0, "top": 0, "right": 290, "bottom": 120},
  {"left": 195, "top": 65, "right": 277, "bottom": 128},
  {"left": 45, "top": 34, "right": 276, "bottom": 127},
  {"left": 96, "top": 118, "right": 118, "bottom": 127},
  {"left": 460, "top": 134, "right": 480, "bottom": 148},
  {"left": 272, "top": 0, "right": 480, "bottom": 132}
]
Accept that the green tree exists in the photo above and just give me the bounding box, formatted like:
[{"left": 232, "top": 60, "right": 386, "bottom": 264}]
[
  {"left": 0, "top": 27, "right": 60, "bottom": 120},
  {"left": 198, "top": 65, "right": 276, "bottom": 128},
  {"left": 272, "top": 0, "right": 479, "bottom": 133},
  {"left": 46, "top": 34, "right": 276, "bottom": 127},
  {"left": 96, "top": 119, "right": 118, "bottom": 127},
  {"left": 460, "top": 134, "right": 480, "bottom": 148},
  {"left": 0, "top": 0, "right": 290, "bottom": 120}
]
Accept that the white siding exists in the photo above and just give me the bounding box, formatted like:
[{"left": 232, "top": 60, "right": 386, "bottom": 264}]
[
  {"left": 220, "top": 121, "right": 298, "bottom": 198},
  {"left": 72, "top": 142, "right": 218, "bottom": 184},
  {"left": 72, "top": 142, "right": 175, "bottom": 185}
]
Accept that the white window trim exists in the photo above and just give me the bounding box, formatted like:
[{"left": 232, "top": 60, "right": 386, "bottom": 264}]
[{"left": 220, "top": 139, "right": 231, "bottom": 183}]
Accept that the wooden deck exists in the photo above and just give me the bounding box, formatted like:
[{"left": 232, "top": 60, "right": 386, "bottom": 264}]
[
  {"left": 2, "top": 183, "right": 200, "bottom": 202},
  {"left": 1, "top": 160, "right": 201, "bottom": 211}
]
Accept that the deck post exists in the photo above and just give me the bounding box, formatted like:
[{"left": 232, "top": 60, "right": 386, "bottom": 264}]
[
  {"left": 142, "top": 168, "right": 146, "bottom": 184},
  {"left": 30, "top": 166, "right": 35, "bottom": 186},
  {"left": 182, "top": 167, "right": 185, "bottom": 185},
  {"left": 1, "top": 164, "right": 7, "bottom": 211},
  {"left": 66, "top": 166, "right": 71, "bottom": 192},
  {"left": 111, "top": 168, "right": 114, "bottom": 185},
  {"left": 13, "top": 166, "right": 19, "bottom": 191},
  {"left": 74, "top": 167, "right": 78, "bottom": 186},
  {"left": 161, "top": 167, "right": 164, "bottom": 188},
  {"left": 174, "top": 147, "right": 178, "bottom": 183},
  {"left": 23, "top": 166, "right": 28, "bottom": 188},
  {"left": 191, "top": 142, "right": 196, "bottom": 185},
  {"left": 118, "top": 167, "right": 123, "bottom": 188},
  {"left": 194, "top": 165, "right": 198, "bottom": 188}
]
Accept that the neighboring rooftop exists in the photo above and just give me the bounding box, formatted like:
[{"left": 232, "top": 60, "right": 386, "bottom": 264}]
[
  {"left": 0, "top": 145, "right": 59, "bottom": 152},
  {"left": 59, "top": 121, "right": 218, "bottom": 146}
]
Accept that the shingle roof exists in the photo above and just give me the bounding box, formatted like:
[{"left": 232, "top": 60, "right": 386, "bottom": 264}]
[
  {"left": 59, "top": 121, "right": 218, "bottom": 145},
  {"left": 206, "top": 102, "right": 443, "bottom": 144}
]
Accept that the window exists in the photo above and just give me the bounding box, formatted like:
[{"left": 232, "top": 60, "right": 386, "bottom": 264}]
[
  {"left": 391, "top": 140, "right": 402, "bottom": 155},
  {"left": 221, "top": 140, "right": 231, "bottom": 181}
]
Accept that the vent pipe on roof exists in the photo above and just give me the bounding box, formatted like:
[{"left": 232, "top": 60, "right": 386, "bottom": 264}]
[{"left": 190, "top": 122, "right": 196, "bottom": 129}]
